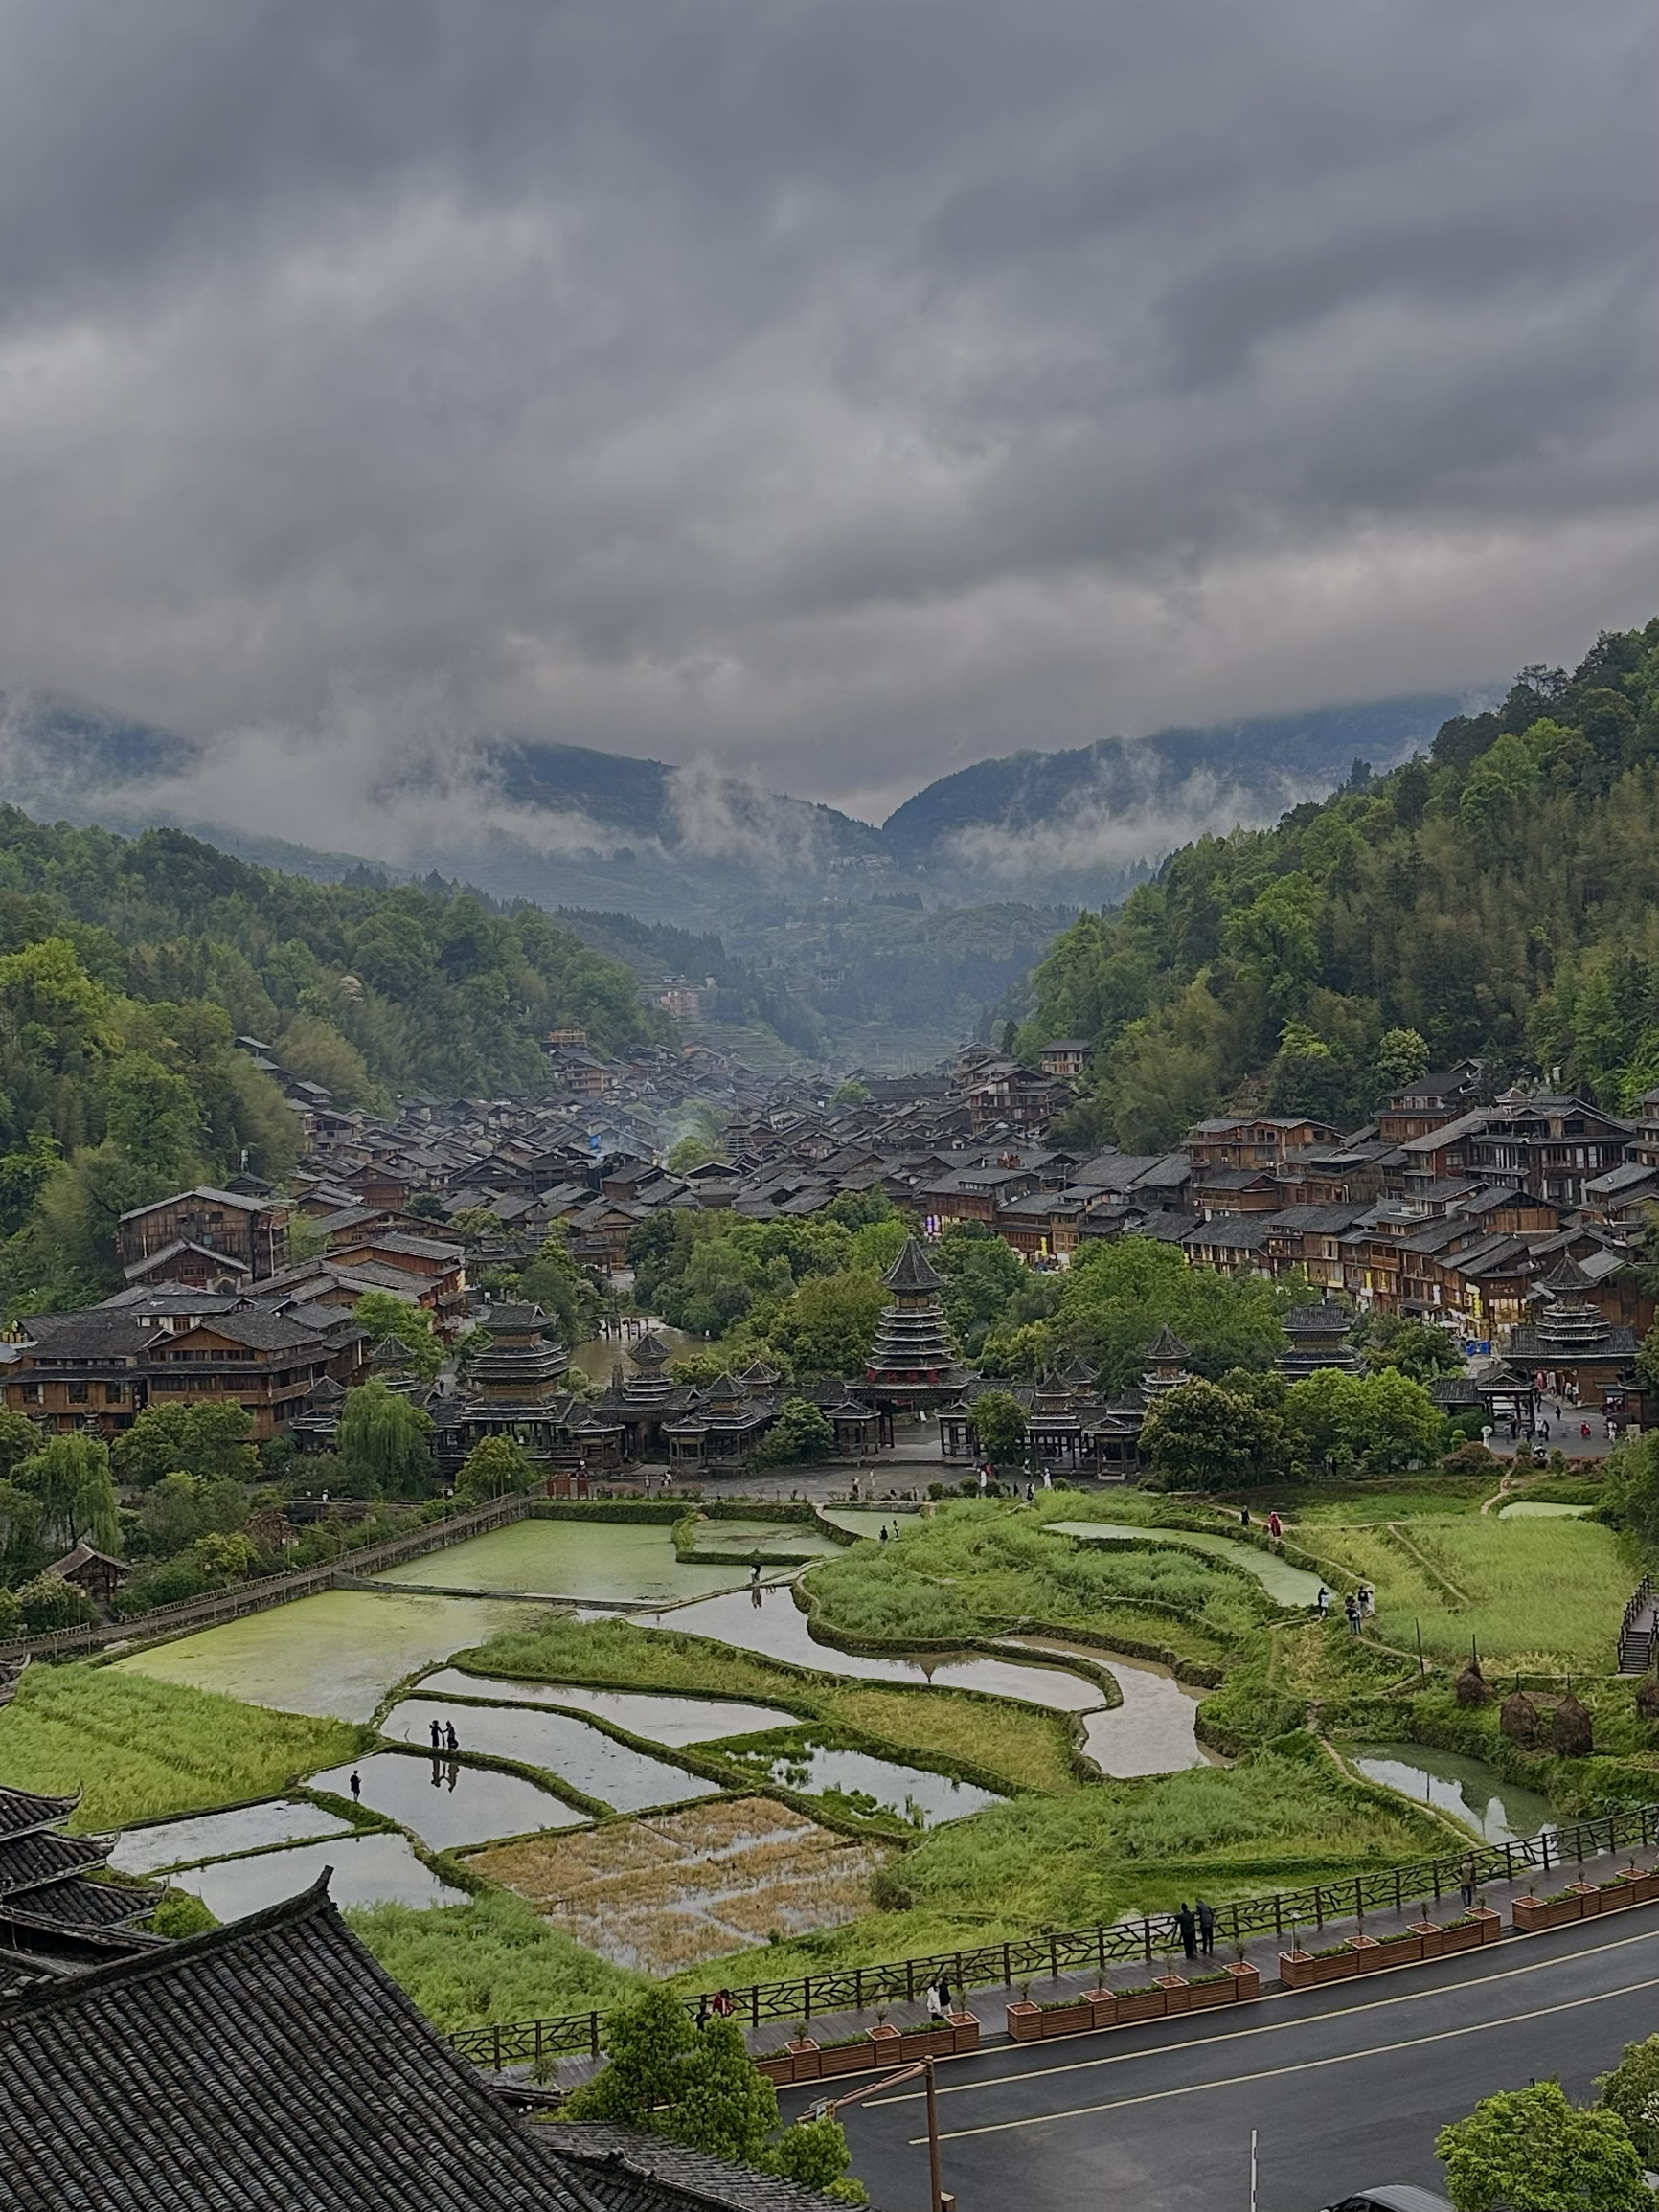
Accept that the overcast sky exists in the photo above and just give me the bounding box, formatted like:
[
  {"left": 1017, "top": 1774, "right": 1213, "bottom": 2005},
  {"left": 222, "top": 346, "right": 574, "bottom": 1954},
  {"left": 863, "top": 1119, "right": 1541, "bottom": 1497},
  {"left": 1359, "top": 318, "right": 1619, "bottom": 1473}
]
[{"left": 1, "top": 0, "right": 1656, "bottom": 828}]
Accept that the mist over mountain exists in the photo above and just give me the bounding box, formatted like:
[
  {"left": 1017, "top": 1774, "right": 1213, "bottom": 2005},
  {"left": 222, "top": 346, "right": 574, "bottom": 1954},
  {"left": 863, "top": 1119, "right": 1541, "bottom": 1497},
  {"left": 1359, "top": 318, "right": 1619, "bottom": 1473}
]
[{"left": 1, "top": 683, "right": 1465, "bottom": 923}]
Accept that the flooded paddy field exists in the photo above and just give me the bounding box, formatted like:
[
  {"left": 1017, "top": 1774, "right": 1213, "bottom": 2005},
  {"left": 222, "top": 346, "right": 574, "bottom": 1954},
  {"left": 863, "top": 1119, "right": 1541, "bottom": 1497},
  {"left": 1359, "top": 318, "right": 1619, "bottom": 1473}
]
[
  {"left": 724, "top": 1737, "right": 1003, "bottom": 1825},
  {"left": 1350, "top": 1742, "right": 1557, "bottom": 1843},
  {"left": 116, "top": 1588, "right": 548, "bottom": 1722},
  {"left": 419, "top": 1668, "right": 796, "bottom": 1744},
  {"left": 307, "top": 1750, "right": 586, "bottom": 1849},
  {"left": 680, "top": 1517, "right": 843, "bottom": 1560},
  {"left": 636, "top": 1586, "right": 1111, "bottom": 1708},
  {"left": 170, "top": 1830, "right": 466, "bottom": 1919},
  {"left": 109, "top": 1799, "right": 352, "bottom": 1876},
  {"left": 382, "top": 1696, "right": 721, "bottom": 1813},
  {"left": 470, "top": 1796, "right": 890, "bottom": 1974},
  {"left": 374, "top": 1519, "right": 752, "bottom": 1605}
]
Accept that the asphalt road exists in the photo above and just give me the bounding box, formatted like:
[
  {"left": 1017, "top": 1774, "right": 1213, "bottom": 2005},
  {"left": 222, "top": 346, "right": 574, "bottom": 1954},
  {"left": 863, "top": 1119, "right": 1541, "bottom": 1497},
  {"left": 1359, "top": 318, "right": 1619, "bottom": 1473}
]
[{"left": 782, "top": 1912, "right": 1659, "bottom": 2212}]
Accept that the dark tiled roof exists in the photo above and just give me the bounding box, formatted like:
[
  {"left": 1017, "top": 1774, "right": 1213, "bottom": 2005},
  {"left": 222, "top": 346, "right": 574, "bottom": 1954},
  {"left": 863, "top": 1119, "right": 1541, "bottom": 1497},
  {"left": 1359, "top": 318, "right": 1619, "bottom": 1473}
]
[
  {"left": 0, "top": 1782, "right": 79, "bottom": 1840},
  {"left": 883, "top": 1237, "right": 943, "bottom": 1293},
  {"left": 0, "top": 1877, "right": 664, "bottom": 2212},
  {"left": 544, "top": 2125, "right": 875, "bottom": 2212}
]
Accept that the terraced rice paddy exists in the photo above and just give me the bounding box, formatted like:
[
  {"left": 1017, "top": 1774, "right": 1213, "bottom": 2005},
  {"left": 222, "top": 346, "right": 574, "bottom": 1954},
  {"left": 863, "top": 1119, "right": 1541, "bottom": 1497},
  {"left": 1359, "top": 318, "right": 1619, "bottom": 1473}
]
[
  {"left": 116, "top": 1588, "right": 547, "bottom": 1721},
  {"left": 307, "top": 1751, "right": 585, "bottom": 1849},
  {"left": 639, "top": 1586, "right": 1108, "bottom": 1707},
  {"left": 381, "top": 1697, "right": 720, "bottom": 1812},
  {"left": 1043, "top": 1521, "right": 1326, "bottom": 1607},
  {"left": 373, "top": 1519, "right": 754, "bottom": 1604},
  {"left": 417, "top": 1669, "right": 795, "bottom": 1744},
  {"left": 471, "top": 1796, "right": 891, "bottom": 1974},
  {"left": 680, "top": 1518, "right": 843, "bottom": 1559},
  {"left": 999, "top": 1636, "right": 1211, "bottom": 1778},
  {"left": 109, "top": 1800, "right": 353, "bottom": 1875},
  {"left": 1350, "top": 1743, "right": 1557, "bottom": 1844},
  {"left": 170, "top": 1831, "right": 466, "bottom": 1918},
  {"left": 727, "top": 1739, "right": 1003, "bottom": 1824}
]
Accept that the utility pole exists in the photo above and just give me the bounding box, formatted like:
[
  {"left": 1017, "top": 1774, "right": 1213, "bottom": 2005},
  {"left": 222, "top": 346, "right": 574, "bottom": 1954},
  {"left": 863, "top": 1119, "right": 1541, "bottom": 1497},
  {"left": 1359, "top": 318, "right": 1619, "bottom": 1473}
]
[{"left": 809, "top": 2054, "right": 951, "bottom": 2211}]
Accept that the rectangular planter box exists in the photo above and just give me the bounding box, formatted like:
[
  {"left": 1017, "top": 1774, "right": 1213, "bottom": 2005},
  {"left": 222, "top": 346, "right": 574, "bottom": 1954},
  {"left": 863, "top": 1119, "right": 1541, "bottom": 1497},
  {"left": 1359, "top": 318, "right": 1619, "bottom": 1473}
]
[
  {"left": 818, "top": 2042, "right": 875, "bottom": 2079},
  {"left": 1007, "top": 2002, "right": 1043, "bottom": 2043},
  {"left": 1112, "top": 1988, "right": 1167, "bottom": 2023},
  {"left": 867, "top": 2023, "right": 903, "bottom": 2066},
  {"left": 1228, "top": 1962, "right": 1261, "bottom": 2000},
  {"left": 1511, "top": 1893, "right": 1582, "bottom": 1934},
  {"left": 1184, "top": 1975, "right": 1237, "bottom": 2009},
  {"left": 1039, "top": 2002, "right": 1093, "bottom": 2039},
  {"left": 1279, "top": 1948, "right": 1358, "bottom": 1990},
  {"left": 1370, "top": 1934, "right": 1426, "bottom": 1971},
  {"left": 898, "top": 2026, "right": 955, "bottom": 2063},
  {"left": 1469, "top": 1907, "right": 1503, "bottom": 1945},
  {"left": 756, "top": 2054, "right": 794, "bottom": 2085},
  {"left": 1155, "top": 1975, "right": 1190, "bottom": 2015},
  {"left": 1084, "top": 1988, "right": 1117, "bottom": 2029},
  {"left": 785, "top": 2040, "right": 821, "bottom": 2083},
  {"left": 1350, "top": 1936, "right": 1385, "bottom": 1975},
  {"left": 1437, "top": 1919, "right": 1483, "bottom": 1953},
  {"left": 947, "top": 2013, "right": 981, "bottom": 2055}
]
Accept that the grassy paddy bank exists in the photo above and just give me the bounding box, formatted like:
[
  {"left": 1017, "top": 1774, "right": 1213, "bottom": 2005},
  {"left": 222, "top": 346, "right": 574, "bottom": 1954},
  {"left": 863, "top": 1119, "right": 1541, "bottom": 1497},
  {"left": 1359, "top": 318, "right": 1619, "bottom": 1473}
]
[{"left": 0, "top": 1666, "right": 364, "bottom": 1830}]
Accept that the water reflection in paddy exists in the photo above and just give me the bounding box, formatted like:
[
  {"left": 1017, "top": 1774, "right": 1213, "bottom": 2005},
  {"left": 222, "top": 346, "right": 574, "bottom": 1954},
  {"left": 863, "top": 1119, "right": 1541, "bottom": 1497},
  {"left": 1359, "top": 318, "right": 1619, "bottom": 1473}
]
[
  {"left": 115, "top": 1589, "right": 548, "bottom": 1722},
  {"left": 739, "top": 1740, "right": 1002, "bottom": 1824},
  {"left": 420, "top": 1668, "right": 795, "bottom": 1744},
  {"left": 170, "top": 1831, "right": 465, "bottom": 1918},
  {"left": 383, "top": 1697, "right": 720, "bottom": 1813},
  {"left": 308, "top": 1750, "right": 583, "bottom": 1848},
  {"left": 374, "top": 1520, "right": 754, "bottom": 1604},
  {"left": 110, "top": 1800, "right": 352, "bottom": 1875},
  {"left": 634, "top": 1588, "right": 1107, "bottom": 1708},
  {"left": 1351, "top": 1743, "right": 1557, "bottom": 1844},
  {"left": 1044, "top": 1521, "right": 1326, "bottom": 1607}
]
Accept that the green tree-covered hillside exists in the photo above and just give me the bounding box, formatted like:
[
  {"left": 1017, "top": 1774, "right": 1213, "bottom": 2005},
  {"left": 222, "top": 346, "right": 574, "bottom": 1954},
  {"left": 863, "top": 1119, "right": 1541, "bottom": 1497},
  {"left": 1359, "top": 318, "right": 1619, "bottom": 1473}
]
[
  {"left": 0, "top": 808, "right": 659, "bottom": 1312},
  {"left": 1018, "top": 619, "right": 1659, "bottom": 1146}
]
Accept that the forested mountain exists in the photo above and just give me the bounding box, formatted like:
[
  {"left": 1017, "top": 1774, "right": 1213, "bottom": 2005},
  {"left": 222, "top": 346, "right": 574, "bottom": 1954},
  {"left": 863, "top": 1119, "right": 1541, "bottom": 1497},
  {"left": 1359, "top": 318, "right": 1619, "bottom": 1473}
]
[
  {"left": 1017, "top": 620, "right": 1659, "bottom": 1150},
  {"left": 0, "top": 807, "right": 659, "bottom": 1312}
]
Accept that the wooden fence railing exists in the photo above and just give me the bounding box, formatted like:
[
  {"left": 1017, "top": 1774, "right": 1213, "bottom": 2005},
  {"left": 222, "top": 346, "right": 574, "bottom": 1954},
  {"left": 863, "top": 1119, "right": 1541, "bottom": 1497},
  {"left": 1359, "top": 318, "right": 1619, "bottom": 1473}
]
[{"left": 446, "top": 1799, "right": 1659, "bottom": 2070}]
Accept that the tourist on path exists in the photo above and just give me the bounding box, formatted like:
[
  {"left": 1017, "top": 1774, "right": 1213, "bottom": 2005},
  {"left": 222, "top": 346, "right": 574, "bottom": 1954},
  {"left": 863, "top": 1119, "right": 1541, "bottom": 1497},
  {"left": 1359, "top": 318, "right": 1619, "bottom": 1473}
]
[
  {"left": 1176, "top": 1902, "right": 1197, "bottom": 1961},
  {"left": 1267, "top": 1509, "right": 1282, "bottom": 1540},
  {"left": 1344, "top": 1591, "right": 1360, "bottom": 1636},
  {"left": 1196, "top": 1899, "right": 1216, "bottom": 1956},
  {"left": 1316, "top": 1585, "right": 1330, "bottom": 1618},
  {"left": 429, "top": 1718, "right": 442, "bottom": 1750},
  {"left": 925, "top": 1982, "right": 944, "bottom": 2020},
  {"left": 349, "top": 1770, "right": 361, "bottom": 1803},
  {"left": 444, "top": 1721, "right": 459, "bottom": 1752},
  {"left": 936, "top": 1975, "right": 953, "bottom": 2014},
  {"left": 1460, "top": 1852, "right": 1478, "bottom": 1909},
  {"left": 1239, "top": 1506, "right": 1251, "bottom": 1526}
]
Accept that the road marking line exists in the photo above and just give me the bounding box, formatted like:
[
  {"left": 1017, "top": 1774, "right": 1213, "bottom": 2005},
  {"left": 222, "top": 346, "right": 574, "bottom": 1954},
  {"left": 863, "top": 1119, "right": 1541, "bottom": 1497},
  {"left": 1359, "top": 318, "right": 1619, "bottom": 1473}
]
[
  {"left": 906, "top": 1970, "right": 1659, "bottom": 2143},
  {"left": 868, "top": 1920, "right": 1659, "bottom": 2108}
]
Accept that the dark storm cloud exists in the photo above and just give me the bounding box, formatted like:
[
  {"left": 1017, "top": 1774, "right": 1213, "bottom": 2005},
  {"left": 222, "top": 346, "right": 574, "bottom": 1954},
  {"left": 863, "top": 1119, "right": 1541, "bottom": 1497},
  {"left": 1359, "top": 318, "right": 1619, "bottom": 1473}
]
[{"left": 0, "top": 0, "right": 1654, "bottom": 842}]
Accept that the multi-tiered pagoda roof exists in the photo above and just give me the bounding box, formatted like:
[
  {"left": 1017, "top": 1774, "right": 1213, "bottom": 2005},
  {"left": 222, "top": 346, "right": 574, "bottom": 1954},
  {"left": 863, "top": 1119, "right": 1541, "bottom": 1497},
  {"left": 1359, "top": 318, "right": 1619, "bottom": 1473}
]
[{"left": 864, "top": 1237, "right": 974, "bottom": 1409}]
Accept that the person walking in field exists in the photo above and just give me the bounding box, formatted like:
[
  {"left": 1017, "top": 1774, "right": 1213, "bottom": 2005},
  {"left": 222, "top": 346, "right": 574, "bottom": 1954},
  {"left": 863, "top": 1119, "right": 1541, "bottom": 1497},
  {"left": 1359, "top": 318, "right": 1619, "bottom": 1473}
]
[
  {"left": 1267, "top": 1509, "right": 1283, "bottom": 1540},
  {"left": 349, "top": 1770, "right": 361, "bottom": 1803},
  {"left": 1316, "top": 1584, "right": 1330, "bottom": 1618},
  {"left": 1345, "top": 1591, "right": 1360, "bottom": 1636}
]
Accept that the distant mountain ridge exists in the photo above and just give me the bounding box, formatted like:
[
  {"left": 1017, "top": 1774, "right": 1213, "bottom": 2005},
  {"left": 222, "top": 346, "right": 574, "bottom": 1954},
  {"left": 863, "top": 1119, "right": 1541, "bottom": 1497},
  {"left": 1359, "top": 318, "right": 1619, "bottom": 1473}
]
[{"left": 0, "top": 684, "right": 1468, "bottom": 919}]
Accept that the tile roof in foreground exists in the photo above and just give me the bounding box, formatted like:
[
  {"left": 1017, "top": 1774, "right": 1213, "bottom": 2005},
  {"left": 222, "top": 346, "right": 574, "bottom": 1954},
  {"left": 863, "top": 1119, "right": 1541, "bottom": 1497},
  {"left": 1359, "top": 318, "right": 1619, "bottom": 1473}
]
[{"left": 0, "top": 1876, "right": 872, "bottom": 2212}]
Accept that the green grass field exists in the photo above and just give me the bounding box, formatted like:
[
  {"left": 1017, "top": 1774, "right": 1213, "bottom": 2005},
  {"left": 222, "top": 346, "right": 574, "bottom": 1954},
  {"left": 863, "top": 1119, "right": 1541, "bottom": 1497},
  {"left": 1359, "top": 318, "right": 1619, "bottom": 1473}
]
[
  {"left": 348, "top": 1889, "right": 645, "bottom": 2032},
  {"left": 800, "top": 1501, "right": 1267, "bottom": 1653},
  {"left": 0, "top": 1665, "right": 365, "bottom": 1829},
  {"left": 1298, "top": 1512, "right": 1629, "bottom": 1670}
]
